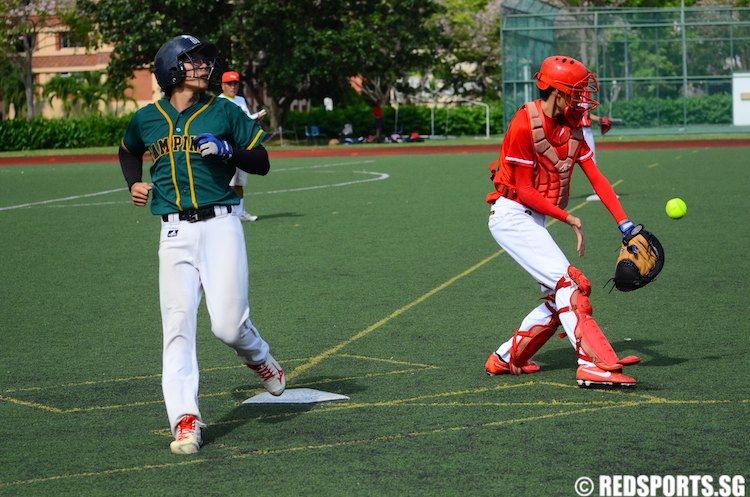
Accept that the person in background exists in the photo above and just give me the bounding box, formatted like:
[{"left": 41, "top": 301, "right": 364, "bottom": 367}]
[
  {"left": 219, "top": 70, "right": 260, "bottom": 221},
  {"left": 372, "top": 104, "right": 384, "bottom": 143},
  {"left": 581, "top": 97, "right": 613, "bottom": 202}
]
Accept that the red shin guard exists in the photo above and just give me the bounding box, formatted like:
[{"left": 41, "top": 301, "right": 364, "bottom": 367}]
[
  {"left": 508, "top": 311, "right": 560, "bottom": 375},
  {"left": 570, "top": 290, "right": 641, "bottom": 370},
  {"left": 557, "top": 266, "right": 640, "bottom": 371}
]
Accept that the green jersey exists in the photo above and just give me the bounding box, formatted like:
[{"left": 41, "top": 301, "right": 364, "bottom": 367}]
[{"left": 121, "top": 94, "right": 266, "bottom": 215}]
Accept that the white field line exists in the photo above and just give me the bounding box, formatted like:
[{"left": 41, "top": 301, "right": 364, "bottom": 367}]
[
  {"left": 47, "top": 201, "right": 131, "bottom": 208},
  {"left": 0, "top": 188, "right": 125, "bottom": 212},
  {"left": 0, "top": 160, "right": 384, "bottom": 211},
  {"left": 252, "top": 171, "right": 388, "bottom": 195},
  {"left": 272, "top": 159, "right": 375, "bottom": 172}
]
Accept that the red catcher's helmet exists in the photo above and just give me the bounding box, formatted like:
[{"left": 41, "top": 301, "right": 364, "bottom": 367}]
[
  {"left": 534, "top": 55, "right": 599, "bottom": 111},
  {"left": 535, "top": 56, "right": 595, "bottom": 94}
]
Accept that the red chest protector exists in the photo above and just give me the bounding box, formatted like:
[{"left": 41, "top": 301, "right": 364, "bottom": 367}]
[{"left": 526, "top": 101, "right": 583, "bottom": 210}]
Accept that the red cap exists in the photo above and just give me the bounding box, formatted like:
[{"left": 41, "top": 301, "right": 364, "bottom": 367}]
[{"left": 222, "top": 71, "right": 240, "bottom": 83}]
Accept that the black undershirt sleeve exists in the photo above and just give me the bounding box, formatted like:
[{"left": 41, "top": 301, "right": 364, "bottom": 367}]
[
  {"left": 120, "top": 144, "right": 269, "bottom": 191},
  {"left": 228, "top": 146, "right": 270, "bottom": 176},
  {"left": 118, "top": 146, "right": 143, "bottom": 191}
]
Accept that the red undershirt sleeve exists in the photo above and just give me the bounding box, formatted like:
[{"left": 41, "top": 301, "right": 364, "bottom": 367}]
[
  {"left": 515, "top": 165, "right": 569, "bottom": 222},
  {"left": 578, "top": 157, "right": 628, "bottom": 224}
]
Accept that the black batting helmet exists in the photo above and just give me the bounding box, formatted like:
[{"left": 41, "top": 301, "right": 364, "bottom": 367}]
[{"left": 153, "top": 34, "right": 219, "bottom": 93}]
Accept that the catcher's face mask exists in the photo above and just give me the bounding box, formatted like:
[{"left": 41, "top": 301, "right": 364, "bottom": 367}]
[
  {"left": 562, "top": 82, "right": 599, "bottom": 127},
  {"left": 535, "top": 55, "right": 599, "bottom": 127}
]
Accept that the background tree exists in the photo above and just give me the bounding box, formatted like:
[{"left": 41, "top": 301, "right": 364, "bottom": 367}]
[
  {"left": 42, "top": 71, "right": 108, "bottom": 116},
  {"left": 228, "top": 0, "right": 367, "bottom": 130},
  {"left": 102, "top": 76, "right": 136, "bottom": 116},
  {"left": 76, "top": 71, "right": 106, "bottom": 114},
  {"left": 352, "top": 0, "right": 444, "bottom": 107},
  {"left": 0, "top": 0, "right": 75, "bottom": 119},
  {"left": 0, "top": 61, "right": 27, "bottom": 120},
  {"left": 74, "top": 0, "right": 234, "bottom": 95},
  {"left": 228, "top": 0, "right": 443, "bottom": 129},
  {"left": 431, "top": 0, "right": 502, "bottom": 101},
  {"left": 43, "top": 73, "right": 79, "bottom": 117}
]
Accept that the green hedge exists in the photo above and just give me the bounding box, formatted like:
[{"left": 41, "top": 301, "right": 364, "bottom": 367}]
[
  {"left": 284, "top": 102, "right": 504, "bottom": 139},
  {"left": 0, "top": 105, "right": 503, "bottom": 151},
  {"left": 0, "top": 115, "right": 132, "bottom": 151},
  {"left": 0, "top": 94, "right": 733, "bottom": 151},
  {"left": 605, "top": 94, "right": 732, "bottom": 127}
]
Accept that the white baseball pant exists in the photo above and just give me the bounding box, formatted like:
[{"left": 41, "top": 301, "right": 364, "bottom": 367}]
[
  {"left": 582, "top": 125, "right": 596, "bottom": 160},
  {"left": 158, "top": 208, "right": 269, "bottom": 435},
  {"left": 487, "top": 197, "right": 593, "bottom": 367},
  {"left": 229, "top": 168, "right": 248, "bottom": 187}
]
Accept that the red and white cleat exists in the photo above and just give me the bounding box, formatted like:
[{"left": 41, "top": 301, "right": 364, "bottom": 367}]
[
  {"left": 485, "top": 352, "right": 541, "bottom": 376},
  {"left": 248, "top": 354, "right": 286, "bottom": 396},
  {"left": 170, "top": 415, "right": 205, "bottom": 455},
  {"left": 576, "top": 365, "right": 636, "bottom": 388}
]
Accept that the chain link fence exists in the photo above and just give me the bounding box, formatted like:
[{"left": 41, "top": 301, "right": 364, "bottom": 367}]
[{"left": 501, "top": 0, "right": 750, "bottom": 134}]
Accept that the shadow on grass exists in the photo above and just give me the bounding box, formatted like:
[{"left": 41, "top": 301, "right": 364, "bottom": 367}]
[
  {"left": 203, "top": 376, "right": 366, "bottom": 446},
  {"left": 245, "top": 211, "right": 303, "bottom": 220},
  {"left": 532, "top": 338, "right": 688, "bottom": 372}
]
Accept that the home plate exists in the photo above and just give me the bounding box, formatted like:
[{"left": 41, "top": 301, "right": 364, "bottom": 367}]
[{"left": 242, "top": 388, "right": 350, "bottom": 405}]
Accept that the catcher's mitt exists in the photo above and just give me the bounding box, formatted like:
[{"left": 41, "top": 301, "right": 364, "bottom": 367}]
[
  {"left": 613, "top": 224, "right": 664, "bottom": 291},
  {"left": 599, "top": 116, "right": 612, "bottom": 135}
]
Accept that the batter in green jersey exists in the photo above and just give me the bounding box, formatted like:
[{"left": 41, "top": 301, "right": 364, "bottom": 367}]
[
  {"left": 118, "top": 34, "right": 286, "bottom": 456},
  {"left": 121, "top": 92, "right": 266, "bottom": 215}
]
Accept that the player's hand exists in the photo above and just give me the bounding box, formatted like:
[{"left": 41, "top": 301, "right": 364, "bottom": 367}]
[
  {"left": 599, "top": 116, "right": 612, "bottom": 135},
  {"left": 249, "top": 109, "right": 267, "bottom": 121},
  {"left": 193, "top": 133, "right": 233, "bottom": 160},
  {"left": 566, "top": 214, "right": 585, "bottom": 257},
  {"left": 130, "top": 182, "right": 152, "bottom": 207}
]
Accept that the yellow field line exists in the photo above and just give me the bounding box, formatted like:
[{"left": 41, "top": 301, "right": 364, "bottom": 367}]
[
  {"left": 0, "top": 400, "right": 643, "bottom": 489},
  {"left": 285, "top": 249, "right": 507, "bottom": 380},
  {"left": 0, "top": 188, "right": 611, "bottom": 414},
  {"left": 1, "top": 362, "right": 437, "bottom": 414},
  {"left": 227, "top": 379, "right": 682, "bottom": 422},
  {"left": 336, "top": 353, "right": 437, "bottom": 368},
  {"left": 0, "top": 395, "right": 65, "bottom": 413},
  {"left": 0, "top": 185, "right": 609, "bottom": 404},
  {"left": 286, "top": 194, "right": 599, "bottom": 382},
  {"left": 4, "top": 368, "right": 748, "bottom": 486},
  {"left": 0, "top": 459, "right": 207, "bottom": 488},
  {"left": 219, "top": 403, "right": 644, "bottom": 457},
  {"left": 0, "top": 366, "right": 239, "bottom": 394}
]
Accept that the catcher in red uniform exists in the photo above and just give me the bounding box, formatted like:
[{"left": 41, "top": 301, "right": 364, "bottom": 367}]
[{"left": 485, "top": 55, "right": 643, "bottom": 387}]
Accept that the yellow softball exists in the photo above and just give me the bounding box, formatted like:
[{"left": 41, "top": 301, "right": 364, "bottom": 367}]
[{"left": 665, "top": 198, "right": 687, "bottom": 219}]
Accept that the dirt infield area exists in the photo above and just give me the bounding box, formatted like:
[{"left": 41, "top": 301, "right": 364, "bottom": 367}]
[{"left": 1, "top": 138, "right": 749, "bottom": 166}]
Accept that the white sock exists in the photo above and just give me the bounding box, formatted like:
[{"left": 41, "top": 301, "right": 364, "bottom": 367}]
[{"left": 239, "top": 198, "right": 245, "bottom": 214}]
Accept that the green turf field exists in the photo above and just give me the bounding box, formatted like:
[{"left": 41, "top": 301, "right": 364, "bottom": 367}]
[{"left": 1, "top": 145, "right": 748, "bottom": 497}]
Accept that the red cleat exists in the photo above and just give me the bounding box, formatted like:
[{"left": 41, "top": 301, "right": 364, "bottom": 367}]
[
  {"left": 485, "top": 352, "right": 541, "bottom": 375},
  {"left": 576, "top": 365, "right": 636, "bottom": 388}
]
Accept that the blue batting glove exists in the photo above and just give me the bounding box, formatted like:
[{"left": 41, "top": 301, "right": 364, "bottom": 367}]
[
  {"left": 193, "top": 133, "right": 233, "bottom": 160},
  {"left": 618, "top": 220, "right": 635, "bottom": 237}
]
